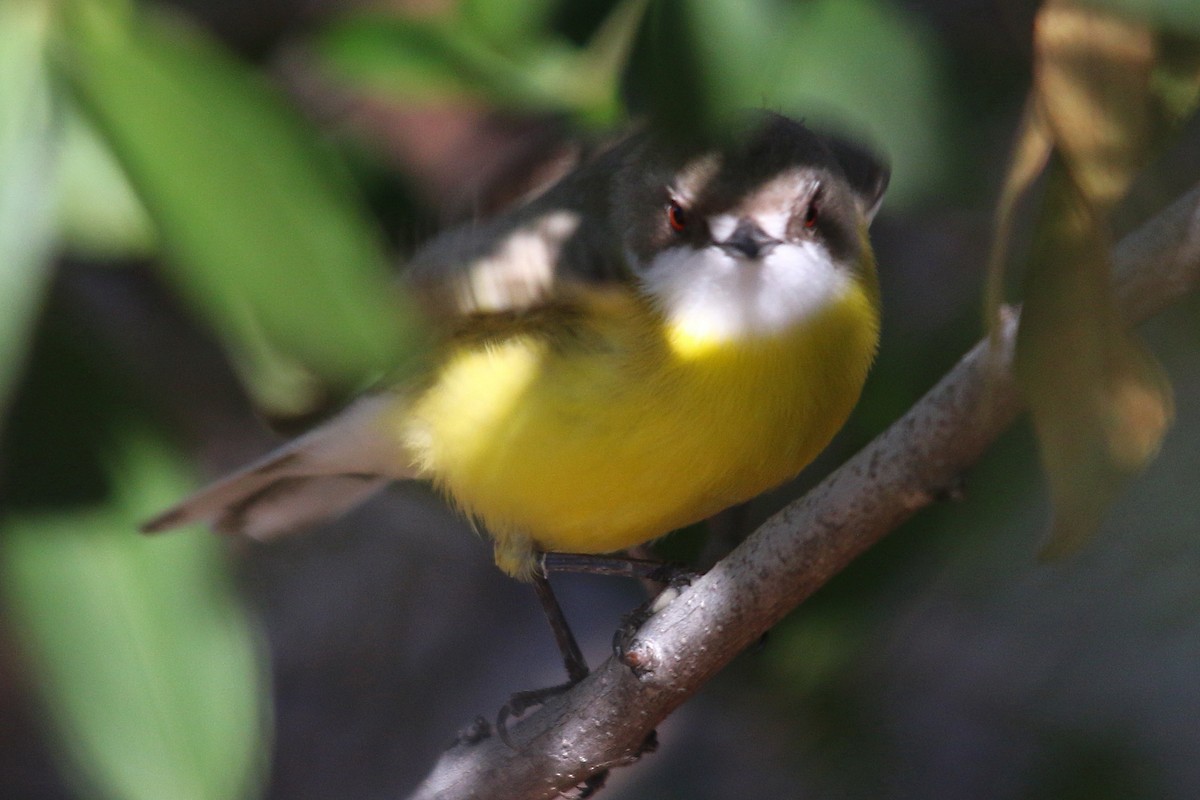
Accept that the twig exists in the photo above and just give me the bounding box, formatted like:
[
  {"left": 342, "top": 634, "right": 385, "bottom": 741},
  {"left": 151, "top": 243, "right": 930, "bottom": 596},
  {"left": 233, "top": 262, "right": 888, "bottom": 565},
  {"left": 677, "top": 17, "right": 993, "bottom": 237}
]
[{"left": 405, "top": 184, "right": 1200, "bottom": 800}]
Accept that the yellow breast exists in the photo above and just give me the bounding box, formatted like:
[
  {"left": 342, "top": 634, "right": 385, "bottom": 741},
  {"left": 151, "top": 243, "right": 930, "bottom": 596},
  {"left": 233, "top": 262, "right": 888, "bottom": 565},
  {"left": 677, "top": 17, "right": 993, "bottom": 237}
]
[{"left": 401, "top": 281, "right": 878, "bottom": 578}]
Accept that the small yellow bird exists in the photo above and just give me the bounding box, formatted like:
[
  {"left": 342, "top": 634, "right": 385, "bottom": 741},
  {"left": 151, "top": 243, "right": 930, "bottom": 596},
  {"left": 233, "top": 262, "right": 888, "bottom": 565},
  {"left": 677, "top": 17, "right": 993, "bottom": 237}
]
[{"left": 144, "top": 113, "right": 887, "bottom": 595}]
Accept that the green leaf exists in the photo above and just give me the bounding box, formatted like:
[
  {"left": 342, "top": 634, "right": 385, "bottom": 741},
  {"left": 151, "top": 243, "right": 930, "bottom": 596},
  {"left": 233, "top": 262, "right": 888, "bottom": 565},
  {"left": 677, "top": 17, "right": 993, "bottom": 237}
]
[
  {"left": 626, "top": 0, "right": 767, "bottom": 140},
  {"left": 57, "top": 110, "right": 156, "bottom": 259},
  {"left": 673, "top": 0, "right": 781, "bottom": 120},
  {"left": 317, "top": 15, "right": 497, "bottom": 102},
  {"left": 2, "top": 435, "right": 268, "bottom": 800},
  {"left": 318, "top": 12, "right": 580, "bottom": 110},
  {"left": 1153, "top": 32, "right": 1200, "bottom": 136},
  {"left": 563, "top": 0, "right": 648, "bottom": 126},
  {"left": 319, "top": 0, "right": 645, "bottom": 127},
  {"left": 1089, "top": 0, "right": 1200, "bottom": 35},
  {"left": 628, "top": 0, "right": 948, "bottom": 203},
  {"left": 55, "top": 4, "right": 419, "bottom": 403},
  {"left": 0, "top": 0, "right": 60, "bottom": 418},
  {"left": 461, "top": 0, "right": 557, "bottom": 51},
  {"left": 771, "top": 0, "right": 948, "bottom": 206}
]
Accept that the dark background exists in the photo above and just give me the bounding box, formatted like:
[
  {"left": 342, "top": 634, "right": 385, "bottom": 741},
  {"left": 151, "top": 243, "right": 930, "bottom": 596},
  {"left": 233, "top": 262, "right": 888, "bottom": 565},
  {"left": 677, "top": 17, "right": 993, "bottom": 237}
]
[{"left": 2, "top": 1, "right": 1200, "bottom": 798}]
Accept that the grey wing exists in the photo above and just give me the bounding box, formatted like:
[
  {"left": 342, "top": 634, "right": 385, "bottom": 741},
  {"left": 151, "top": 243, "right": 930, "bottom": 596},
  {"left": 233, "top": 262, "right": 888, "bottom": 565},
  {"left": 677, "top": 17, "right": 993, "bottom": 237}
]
[
  {"left": 404, "top": 137, "right": 635, "bottom": 320},
  {"left": 144, "top": 138, "right": 635, "bottom": 540},
  {"left": 142, "top": 395, "right": 414, "bottom": 539}
]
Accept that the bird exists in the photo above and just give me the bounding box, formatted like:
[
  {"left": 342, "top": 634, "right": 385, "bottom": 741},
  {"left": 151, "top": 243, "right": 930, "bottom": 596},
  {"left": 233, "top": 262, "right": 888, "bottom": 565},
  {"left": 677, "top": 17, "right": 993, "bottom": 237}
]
[{"left": 143, "top": 112, "right": 888, "bottom": 675}]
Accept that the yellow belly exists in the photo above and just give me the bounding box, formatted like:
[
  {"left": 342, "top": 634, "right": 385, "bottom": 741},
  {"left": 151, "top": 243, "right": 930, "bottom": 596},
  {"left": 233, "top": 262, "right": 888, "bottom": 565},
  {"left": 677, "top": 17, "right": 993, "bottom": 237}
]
[{"left": 402, "top": 287, "right": 878, "bottom": 578}]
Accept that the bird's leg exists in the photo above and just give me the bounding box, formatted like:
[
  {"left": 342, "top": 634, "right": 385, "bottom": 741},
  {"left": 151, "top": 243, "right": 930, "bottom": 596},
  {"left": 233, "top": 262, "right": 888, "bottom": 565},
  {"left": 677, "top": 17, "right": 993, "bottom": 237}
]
[
  {"left": 497, "top": 554, "right": 675, "bottom": 793},
  {"left": 533, "top": 569, "right": 590, "bottom": 684},
  {"left": 497, "top": 570, "right": 589, "bottom": 747}
]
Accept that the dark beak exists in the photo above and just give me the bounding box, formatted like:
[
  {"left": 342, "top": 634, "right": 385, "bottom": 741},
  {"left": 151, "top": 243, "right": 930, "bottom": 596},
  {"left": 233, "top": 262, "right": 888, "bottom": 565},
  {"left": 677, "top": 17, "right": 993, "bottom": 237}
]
[{"left": 720, "top": 220, "right": 779, "bottom": 260}]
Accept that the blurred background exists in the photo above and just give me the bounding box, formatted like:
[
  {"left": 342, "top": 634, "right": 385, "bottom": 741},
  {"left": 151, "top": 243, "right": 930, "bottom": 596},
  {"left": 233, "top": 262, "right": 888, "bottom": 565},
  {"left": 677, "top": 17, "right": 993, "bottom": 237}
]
[{"left": 2, "top": 0, "right": 1200, "bottom": 798}]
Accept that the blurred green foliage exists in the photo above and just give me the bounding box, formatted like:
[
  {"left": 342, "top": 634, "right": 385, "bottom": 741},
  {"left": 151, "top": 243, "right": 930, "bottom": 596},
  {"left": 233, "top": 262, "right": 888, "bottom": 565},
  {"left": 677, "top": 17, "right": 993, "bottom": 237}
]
[
  {"left": 317, "top": 0, "right": 646, "bottom": 126},
  {"left": 1095, "top": 0, "right": 1200, "bottom": 35},
  {"left": 1, "top": 0, "right": 417, "bottom": 796},
  {"left": 625, "top": 0, "right": 945, "bottom": 203},
  {"left": 0, "top": 1, "right": 58, "bottom": 412},
  {"left": 320, "top": 0, "right": 947, "bottom": 202},
  {"left": 60, "top": 1, "right": 418, "bottom": 408},
  {"left": 3, "top": 436, "right": 267, "bottom": 800}
]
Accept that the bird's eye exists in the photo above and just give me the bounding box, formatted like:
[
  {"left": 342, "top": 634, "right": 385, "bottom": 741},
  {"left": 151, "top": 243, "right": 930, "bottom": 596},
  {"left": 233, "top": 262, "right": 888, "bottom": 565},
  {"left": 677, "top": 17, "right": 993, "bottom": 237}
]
[
  {"left": 667, "top": 200, "right": 688, "bottom": 233},
  {"left": 803, "top": 198, "right": 819, "bottom": 230}
]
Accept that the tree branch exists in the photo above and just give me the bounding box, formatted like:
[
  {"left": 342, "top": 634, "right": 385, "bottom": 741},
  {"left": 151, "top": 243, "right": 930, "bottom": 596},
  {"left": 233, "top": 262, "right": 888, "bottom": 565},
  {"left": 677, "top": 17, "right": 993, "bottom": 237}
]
[{"left": 406, "top": 183, "right": 1200, "bottom": 800}]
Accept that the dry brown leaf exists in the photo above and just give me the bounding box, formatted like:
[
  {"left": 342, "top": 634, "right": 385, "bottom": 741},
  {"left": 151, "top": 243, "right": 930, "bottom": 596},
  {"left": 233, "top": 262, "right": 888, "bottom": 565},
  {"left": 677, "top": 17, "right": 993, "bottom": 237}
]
[
  {"left": 1035, "top": 2, "right": 1155, "bottom": 208},
  {"left": 998, "top": 1, "right": 1191, "bottom": 555}
]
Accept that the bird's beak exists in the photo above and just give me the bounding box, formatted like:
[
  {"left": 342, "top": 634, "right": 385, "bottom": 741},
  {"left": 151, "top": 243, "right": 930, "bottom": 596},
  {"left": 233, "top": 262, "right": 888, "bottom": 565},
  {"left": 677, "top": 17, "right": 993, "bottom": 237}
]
[{"left": 719, "top": 219, "right": 779, "bottom": 260}]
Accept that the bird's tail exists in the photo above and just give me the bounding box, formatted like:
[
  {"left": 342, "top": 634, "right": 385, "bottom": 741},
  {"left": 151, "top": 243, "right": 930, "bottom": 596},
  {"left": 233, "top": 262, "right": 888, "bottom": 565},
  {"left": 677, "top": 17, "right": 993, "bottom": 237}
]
[{"left": 142, "top": 394, "right": 414, "bottom": 540}]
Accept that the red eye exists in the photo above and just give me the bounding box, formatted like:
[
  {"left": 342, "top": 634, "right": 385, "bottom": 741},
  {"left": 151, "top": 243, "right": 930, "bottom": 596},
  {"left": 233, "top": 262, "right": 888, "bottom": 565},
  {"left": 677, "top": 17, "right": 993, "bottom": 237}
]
[
  {"left": 804, "top": 200, "right": 819, "bottom": 229},
  {"left": 667, "top": 201, "right": 688, "bottom": 233}
]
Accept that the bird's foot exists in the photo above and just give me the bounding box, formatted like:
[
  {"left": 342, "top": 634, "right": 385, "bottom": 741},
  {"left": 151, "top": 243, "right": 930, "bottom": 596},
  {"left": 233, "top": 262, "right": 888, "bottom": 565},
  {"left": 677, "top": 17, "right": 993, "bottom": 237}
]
[{"left": 496, "top": 678, "right": 580, "bottom": 749}]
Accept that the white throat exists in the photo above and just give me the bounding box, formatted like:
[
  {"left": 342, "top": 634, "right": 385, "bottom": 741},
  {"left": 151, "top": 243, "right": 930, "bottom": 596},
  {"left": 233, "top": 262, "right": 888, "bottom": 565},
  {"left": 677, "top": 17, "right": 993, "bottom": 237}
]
[{"left": 636, "top": 242, "right": 853, "bottom": 343}]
